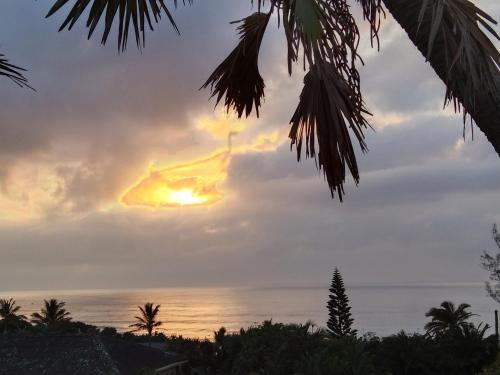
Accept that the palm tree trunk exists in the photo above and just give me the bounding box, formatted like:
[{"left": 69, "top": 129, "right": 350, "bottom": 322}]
[{"left": 382, "top": 0, "right": 500, "bottom": 156}]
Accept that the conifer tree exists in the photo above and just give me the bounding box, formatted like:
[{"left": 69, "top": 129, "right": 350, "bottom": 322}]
[{"left": 327, "top": 268, "right": 357, "bottom": 337}]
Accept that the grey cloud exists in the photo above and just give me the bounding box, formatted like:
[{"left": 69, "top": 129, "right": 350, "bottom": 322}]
[{"left": 0, "top": 0, "right": 499, "bottom": 292}]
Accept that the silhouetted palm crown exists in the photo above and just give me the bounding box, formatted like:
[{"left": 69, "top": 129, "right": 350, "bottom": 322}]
[
  {"left": 31, "top": 299, "right": 72, "bottom": 326},
  {"left": 1, "top": 0, "right": 499, "bottom": 199},
  {"left": 424, "top": 301, "right": 475, "bottom": 336},
  {"left": 0, "top": 298, "right": 27, "bottom": 321},
  {"left": 130, "top": 302, "right": 162, "bottom": 336}
]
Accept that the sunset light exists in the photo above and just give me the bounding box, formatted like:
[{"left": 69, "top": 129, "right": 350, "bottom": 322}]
[
  {"left": 168, "top": 188, "right": 206, "bottom": 206},
  {"left": 121, "top": 152, "right": 229, "bottom": 208},
  {"left": 1, "top": 0, "right": 500, "bottom": 372}
]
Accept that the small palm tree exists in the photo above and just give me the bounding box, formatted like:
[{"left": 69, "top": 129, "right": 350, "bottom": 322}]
[
  {"left": 460, "top": 321, "right": 490, "bottom": 340},
  {"left": 31, "top": 299, "right": 72, "bottom": 326},
  {"left": 424, "top": 301, "right": 475, "bottom": 337},
  {"left": 129, "top": 303, "right": 163, "bottom": 341},
  {"left": 0, "top": 298, "right": 27, "bottom": 321},
  {"left": 0, "top": 298, "right": 28, "bottom": 332}
]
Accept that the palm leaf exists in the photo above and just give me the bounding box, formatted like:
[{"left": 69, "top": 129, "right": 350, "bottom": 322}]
[
  {"left": 281, "top": 0, "right": 362, "bottom": 76},
  {"left": 202, "top": 12, "right": 271, "bottom": 118},
  {"left": 382, "top": 0, "right": 500, "bottom": 155},
  {"left": 355, "top": 0, "right": 385, "bottom": 48},
  {"left": 46, "top": 0, "right": 193, "bottom": 51},
  {"left": 289, "top": 62, "right": 369, "bottom": 201},
  {"left": 0, "top": 54, "right": 33, "bottom": 89}
]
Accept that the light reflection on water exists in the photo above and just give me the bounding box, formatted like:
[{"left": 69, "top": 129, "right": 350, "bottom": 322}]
[{"left": 2, "top": 284, "right": 497, "bottom": 339}]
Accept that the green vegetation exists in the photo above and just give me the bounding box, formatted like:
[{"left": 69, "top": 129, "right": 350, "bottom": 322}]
[
  {"left": 164, "top": 319, "right": 497, "bottom": 375},
  {"left": 0, "top": 279, "right": 497, "bottom": 374},
  {"left": 327, "top": 267, "right": 356, "bottom": 337}
]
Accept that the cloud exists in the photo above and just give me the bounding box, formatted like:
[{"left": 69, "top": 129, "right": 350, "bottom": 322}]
[
  {"left": 0, "top": 0, "right": 499, "bottom": 292},
  {"left": 196, "top": 112, "right": 247, "bottom": 140},
  {"left": 121, "top": 123, "right": 286, "bottom": 209},
  {"left": 122, "top": 151, "right": 229, "bottom": 208}
]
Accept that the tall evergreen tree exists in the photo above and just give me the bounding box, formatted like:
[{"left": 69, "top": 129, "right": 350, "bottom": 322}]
[{"left": 327, "top": 268, "right": 356, "bottom": 337}]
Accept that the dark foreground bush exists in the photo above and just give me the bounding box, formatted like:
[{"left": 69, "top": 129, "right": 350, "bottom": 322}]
[{"left": 164, "top": 321, "right": 498, "bottom": 375}]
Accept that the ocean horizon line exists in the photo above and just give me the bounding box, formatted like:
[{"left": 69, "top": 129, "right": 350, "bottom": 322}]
[{"left": 0, "top": 281, "right": 486, "bottom": 296}]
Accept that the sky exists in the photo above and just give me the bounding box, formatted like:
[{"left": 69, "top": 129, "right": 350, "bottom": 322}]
[{"left": 0, "top": 0, "right": 499, "bottom": 291}]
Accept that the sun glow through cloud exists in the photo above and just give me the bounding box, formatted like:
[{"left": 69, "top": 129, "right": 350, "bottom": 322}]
[
  {"left": 121, "top": 109, "right": 286, "bottom": 210},
  {"left": 121, "top": 152, "right": 229, "bottom": 208}
]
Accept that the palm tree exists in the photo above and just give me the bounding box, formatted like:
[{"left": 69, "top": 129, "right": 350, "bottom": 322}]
[
  {"left": 214, "top": 327, "right": 227, "bottom": 361},
  {"left": 31, "top": 299, "right": 72, "bottom": 326},
  {"left": 424, "top": 301, "right": 475, "bottom": 337},
  {"left": 129, "top": 302, "right": 163, "bottom": 340},
  {"left": 0, "top": 298, "right": 28, "bottom": 332},
  {"left": 2, "top": 0, "right": 499, "bottom": 198},
  {"left": 0, "top": 298, "right": 27, "bottom": 320},
  {"left": 460, "top": 321, "right": 490, "bottom": 339}
]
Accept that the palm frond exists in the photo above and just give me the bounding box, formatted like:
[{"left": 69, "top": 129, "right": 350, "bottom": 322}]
[
  {"left": 422, "top": 0, "right": 499, "bottom": 117},
  {"left": 279, "top": 0, "right": 373, "bottom": 199},
  {"left": 289, "top": 63, "right": 369, "bottom": 201},
  {"left": 133, "top": 315, "right": 148, "bottom": 324},
  {"left": 30, "top": 312, "right": 45, "bottom": 325},
  {"left": 129, "top": 322, "right": 147, "bottom": 330},
  {"left": 0, "top": 54, "right": 33, "bottom": 89},
  {"left": 382, "top": 0, "right": 500, "bottom": 155},
  {"left": 355, "top": 0, "right": 385, "bottom": 48},
  {"left": 202, "top": 11, "right": 271, "bottom": 118},
  {"left": 251, "top": 0, "right": 271, "bottom": 12},
  {"left": 46, "top": 0, "right": 193, "bottom": 51},
  {"left": 281, "top": 0, "right": 361, "bottom": 75}
]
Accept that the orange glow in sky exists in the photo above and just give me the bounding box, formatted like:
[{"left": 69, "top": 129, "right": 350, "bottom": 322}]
[{"left": 121, "top": 152, "right": 229, "bottom": 208}]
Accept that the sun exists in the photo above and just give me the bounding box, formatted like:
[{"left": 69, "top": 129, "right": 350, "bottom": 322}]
[
  {"left": 121, "top": 152, "right": 229, "bottom": 209},
  {"left": 168, "top": 188, "right": 206, "bottom": 206}
]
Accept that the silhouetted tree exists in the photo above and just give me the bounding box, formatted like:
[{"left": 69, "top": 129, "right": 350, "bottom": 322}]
[
  {"left": 3, "top": 0, "right": 499, "bottom": 199},
  {"left": 213, "top": 327, "right": 228, "bottom": 366},
  {"left": 424, "top": 301, "right": 475, "bottom": 337},
  {"left": 481, "top": 224, "right": 500, "bottom": 303},
  {"left": 31, "top": 299, "right": 72, "bottom": 326},
  {"left": 327, "top": 268, "right": 356, "bottom": 337},
  {"left": 129, "top": 302, "right": 163, "bottom": 343},
  {"left": 0, "top": 298, "right": 28, "bottom": 332}
]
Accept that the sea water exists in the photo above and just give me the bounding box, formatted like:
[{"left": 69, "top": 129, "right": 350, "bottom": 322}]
[{"left": 2, "top": 283, "right": 497, "bottom": 339}]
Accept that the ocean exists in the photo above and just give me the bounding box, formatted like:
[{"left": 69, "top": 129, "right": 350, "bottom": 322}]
[{"left": 1, "top": 284, "right": 498, "bottom": 339}]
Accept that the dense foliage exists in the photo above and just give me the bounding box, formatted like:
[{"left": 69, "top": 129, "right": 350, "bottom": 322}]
[
  {"left": 1, "top": 297, "right": 497, "bottom": 374},
  {"left": 162, "top": 320, "right": 497, "bottom": 375}
]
